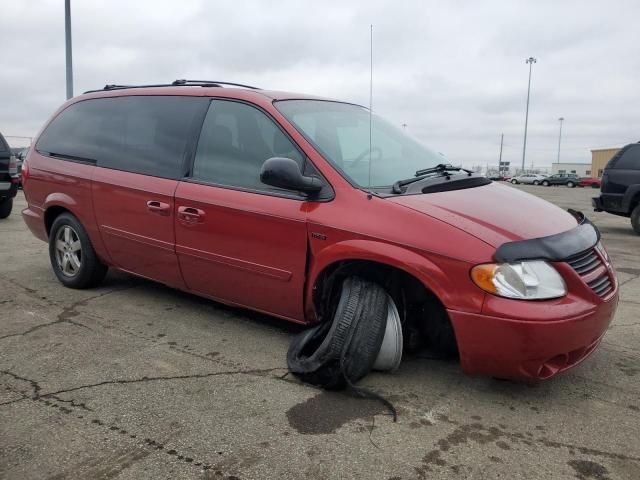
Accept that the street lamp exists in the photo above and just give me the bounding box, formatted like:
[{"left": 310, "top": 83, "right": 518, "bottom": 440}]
[
  {"left": 521, "top": 57, "right": 537, "bottom": 172},
  {"left": 65, "top": 0, "right": 73, "bottom": 99},
  {"left": 556, "top": 117, "right": 564, "bottom": 164}
]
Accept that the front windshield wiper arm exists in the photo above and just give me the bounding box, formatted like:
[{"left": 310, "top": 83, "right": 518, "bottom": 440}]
[
  {"left": 392, "top": 163, "right": 472, "bottom": 194},
  {"left": 415, "top": 163, "right": 473, "bottom": 177}
]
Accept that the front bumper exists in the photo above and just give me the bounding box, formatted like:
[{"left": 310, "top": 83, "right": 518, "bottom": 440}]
[{"left": 449, "top": 290, "right": 618, "bottom": 381}]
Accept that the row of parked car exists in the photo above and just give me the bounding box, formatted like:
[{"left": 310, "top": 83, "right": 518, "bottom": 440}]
[{"left": 504, "top": 173, "right": 601, "bottom": 188}]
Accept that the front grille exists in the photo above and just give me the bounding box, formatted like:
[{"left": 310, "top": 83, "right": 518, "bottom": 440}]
[
  {"left": 587, "top": 275, "right": 614, "bottom": 297},
  {"left": 566, "top": 249, "right": 601, "bottom": 275},
  {"left": 566, "top": 247, "right": 613, "bottom": 298}
]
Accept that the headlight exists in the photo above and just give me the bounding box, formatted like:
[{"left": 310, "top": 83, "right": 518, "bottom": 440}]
[{"left": 471, "top": 261, "right": 567, "bottom": 300}]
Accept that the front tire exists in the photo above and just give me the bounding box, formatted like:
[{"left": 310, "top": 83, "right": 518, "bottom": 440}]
[
  {"left": 631, "top": 204, "right": 640, "bottom": 235},
  {"left": 511, "top": 179, "right": 518, "bottom": 184},
  {"left": 49, "top": 213, "right": 108, "bottom": 289},
  {"left": 287, "top": 277, "right": 388, "bottom": 389},
  {"left": 533, "top": 180, "right": 540, "bottom": 185},
  {"left": 567, "top": 181, "right": 576, "bottom": 188},
  {"left": 0, "top": 197, "right": 13, "bottom": 219},
  {"left": 542, "top": 180, "right": 550, "bottom": 186}
]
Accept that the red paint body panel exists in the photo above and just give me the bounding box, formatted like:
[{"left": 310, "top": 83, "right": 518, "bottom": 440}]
[
  {"left": 174, "top": 181, "right": 308, "bottom": 321},
  {"left": 21, "top": 86, "right": 620, "bottom": 382},
  {"left": 92, "top": 167, "right": 184, "bottom": 289}
]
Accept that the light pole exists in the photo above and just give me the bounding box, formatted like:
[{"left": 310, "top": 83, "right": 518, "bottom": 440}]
[
  {"left": 556, "top": 117, "right": 564, "bottom": 164},
  {"left": 65, "top": 0, "right": 74, "bottom": 99},
  {"left": 521, "top": 57, "right": 537, "bottom": 172}
]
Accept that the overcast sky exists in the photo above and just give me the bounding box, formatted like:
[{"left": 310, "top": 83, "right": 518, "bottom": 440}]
[{"left": 1, "top": 0, "right": 639, "bottom": 169}]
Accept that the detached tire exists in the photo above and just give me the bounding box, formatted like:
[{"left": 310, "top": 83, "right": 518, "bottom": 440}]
[
  {"left": 49, "top": 213, "right": 108, "bottom": 289},
  {"left": 287, "top": 277, "right": 388, "bottom": 389},
  {"left": 631, "top": 204, "right": 640, "bottom": 235},
  {"left": 0, "top": 197, "right": 13, "bottom": 219}
]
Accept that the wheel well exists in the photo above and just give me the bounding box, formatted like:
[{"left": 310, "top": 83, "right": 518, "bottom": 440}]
[
  {"left": 312, "top": 260, "right": 458, "bottom": 355},
  {"left": 44, "top": 206, "right": 71, "bottom": 235}
]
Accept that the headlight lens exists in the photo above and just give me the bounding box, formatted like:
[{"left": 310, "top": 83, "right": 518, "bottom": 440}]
[{"left": 471, "top": 261, "right": 567, "bottom": 300}]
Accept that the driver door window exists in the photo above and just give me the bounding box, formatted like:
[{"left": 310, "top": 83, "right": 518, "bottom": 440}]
[{"left": 192, "top": 100, "right": 304, "bottom": 192}]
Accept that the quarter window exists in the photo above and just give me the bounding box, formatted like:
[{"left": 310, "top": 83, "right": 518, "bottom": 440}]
[
  {"left": 37, "top": 96, "right": 206, "bottom": 178},
  {"left": 192, "top": 100, "right": 304, "bottom": 191},
  {"left": 614, "top": 145, "right": 640, "bottom": 170}
]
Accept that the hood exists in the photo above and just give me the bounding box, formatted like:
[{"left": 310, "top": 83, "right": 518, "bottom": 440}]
[{"left": 388, "top": 182, "right": 579, "bottom": 247}]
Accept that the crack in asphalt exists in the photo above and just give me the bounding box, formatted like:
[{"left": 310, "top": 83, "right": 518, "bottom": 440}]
[
  {"left": 39, "top": 368, "right": 285, "bottom": 398},
  {"left": 0, "top": 284, "right": 138, "bottom": 341},
  {"left": 0, "top": 370, "right": 251, "bottom": 478}
]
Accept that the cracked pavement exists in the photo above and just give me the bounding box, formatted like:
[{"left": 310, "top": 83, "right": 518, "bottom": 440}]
[{"left": 1, "top": 188, "right": 639, "bottom": 480}]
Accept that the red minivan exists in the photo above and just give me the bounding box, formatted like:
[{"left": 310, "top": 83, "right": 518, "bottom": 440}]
[{"left": 21, "top": 80, "right": 618, "bottom": 381}]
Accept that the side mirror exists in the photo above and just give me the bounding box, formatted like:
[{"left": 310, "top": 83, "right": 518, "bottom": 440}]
[{"left": 260, "top": 157, "right": 323, "bottom": 194}]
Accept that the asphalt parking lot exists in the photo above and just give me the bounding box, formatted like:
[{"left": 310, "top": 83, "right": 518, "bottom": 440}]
[{"left": 1, "top": 186, "right": 639, "bottom": 480}]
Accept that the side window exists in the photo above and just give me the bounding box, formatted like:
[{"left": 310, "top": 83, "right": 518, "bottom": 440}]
[
  {"left": 37, "top": 96, "right": 206, "bottom": 178},
  {"left": 614, "top": 145, "right": 640, "bottom": 170},
  {"left": 192, "top": 100, "right": 304, "bottom": 191}
]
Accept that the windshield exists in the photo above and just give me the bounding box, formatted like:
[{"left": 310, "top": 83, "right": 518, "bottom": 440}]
[{"left": 275, "top": 100, "right": 447, "bottom": 188}]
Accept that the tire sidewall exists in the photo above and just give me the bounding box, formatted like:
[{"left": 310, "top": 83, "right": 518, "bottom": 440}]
[
  {"left": 0, "top": 197, "right": 13, "bottom": 219},
  {"left": 49, "top": 213, "right": 99, "bottom": 288},
  {"left": 631, "top": 205, "right": 640, "bottom": 235}
]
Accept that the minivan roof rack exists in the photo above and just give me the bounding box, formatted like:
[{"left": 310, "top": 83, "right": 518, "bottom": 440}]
[{"left": 84, "top": 79, "right": 261, "bottom": 94}]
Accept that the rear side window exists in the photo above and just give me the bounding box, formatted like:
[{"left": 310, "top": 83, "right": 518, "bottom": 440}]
[
  {"left": 192, "top": 100, "right": 304, "bottom": 191},
  {"left": 37, "top": 96, "right": 206, "bottom": 178},
  {"left": 613, "top": 145, "right": 640, "bottom": 170}
]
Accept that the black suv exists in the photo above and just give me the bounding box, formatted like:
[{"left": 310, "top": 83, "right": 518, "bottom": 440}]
[
  {"left": 0, "top": 131, "right": 19, "bottom": 218},
  {"left": 541, "top": 173, "right": 579, "bottom": 187},
  {"left": 593, "top": 142, "right": 640, "bottom": 234}
]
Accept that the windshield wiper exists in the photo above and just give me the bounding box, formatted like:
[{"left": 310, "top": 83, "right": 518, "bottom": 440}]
[{"left": 392, "top": 163, "right": 472, "bottom": 194}]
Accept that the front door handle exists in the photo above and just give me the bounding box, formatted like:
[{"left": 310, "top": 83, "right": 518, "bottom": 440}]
[
  {"left": 178, "top": 206, "right": 205, "bottom": 224},
  {"left": 146, "top": 200, "right": 171, "bottom": 215}
]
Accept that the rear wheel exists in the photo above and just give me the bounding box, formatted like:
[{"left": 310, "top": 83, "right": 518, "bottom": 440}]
[
  {"left": 631, "top": 204, "right": 640, "bottom": 235},
  {"left": 0, "top": 197, "right": 13, "bottom": 219},
  {"left": 533, "top": 180, "right": 540, "bottom": 185},
  {"left": 542, "top": 180, "right": 550, "bottom": 186},
  {"left": 567, "top": 181, "right": 576, "bottom": 188},
  {"left": 49, "top": 213, "right": 108, "bottom": 289},
  {"left": 511, "top": 179, "right": 518, "bottom": 184}
]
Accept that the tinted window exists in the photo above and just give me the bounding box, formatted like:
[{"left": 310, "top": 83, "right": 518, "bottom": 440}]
[
  {"left": 37, "top": 96, "right": 206, "bottom": 178},
  {"left": 192, "top": 100, "right": 304, "bottom": 191},
  {"left": 614, "top": 145, "right": 640, "bottom": 170}
]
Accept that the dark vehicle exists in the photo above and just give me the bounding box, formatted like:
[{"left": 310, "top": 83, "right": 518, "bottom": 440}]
[
  {"left": 541, "top": 173, "right": 579, "bottom": 187},
  {"left": 593, "top": 142, "right": 640, "bottom": 234},
  {"left": 0, "top": 132, "right": 19, "bottom": 218}
]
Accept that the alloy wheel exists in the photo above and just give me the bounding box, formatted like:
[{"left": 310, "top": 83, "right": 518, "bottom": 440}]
[{"left": 54, "top": 225, "right": 82, "bottom": 277}]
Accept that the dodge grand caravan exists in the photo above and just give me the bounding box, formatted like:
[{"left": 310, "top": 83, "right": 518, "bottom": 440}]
[{"left": 21, "top": 80, "right": 618, "bottom": 381}]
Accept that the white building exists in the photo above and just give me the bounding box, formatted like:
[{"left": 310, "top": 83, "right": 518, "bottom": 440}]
[{"left": 551, "top": 162, "right": 592, "bottom": 177}]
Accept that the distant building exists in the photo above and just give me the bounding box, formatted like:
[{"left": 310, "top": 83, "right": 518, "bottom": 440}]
[
  {"left": 591, "top": 147, "right": 621, "bottom": 178},
  {"left": 551, "top": 162, "right": 592, "bottom": 177}
]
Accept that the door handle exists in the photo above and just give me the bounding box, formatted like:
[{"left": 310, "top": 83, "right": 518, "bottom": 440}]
[
  {"left": 146, "top": 200, "right": 170, "bottom": 215},
  {"left": 178, "top": 206, "right": 205, "bottom": 224}
]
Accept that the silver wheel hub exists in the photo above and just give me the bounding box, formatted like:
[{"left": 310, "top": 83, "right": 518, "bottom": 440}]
[
  {"left": 54, "top": 225, "right": 82, "bottom": 277},
  {"left": 373, "top": 294, "right": 404, "bottom": 372}
]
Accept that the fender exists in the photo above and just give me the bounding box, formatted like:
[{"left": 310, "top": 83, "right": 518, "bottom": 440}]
[
  {"left": 43, "top": 192, "right": 114, "bottom": 266},
  {"left": 622, "top": 184, "right": 640, "bottom": 213},
  {"left": 305, "top": 239, "right": 482, "bottom": 322}
]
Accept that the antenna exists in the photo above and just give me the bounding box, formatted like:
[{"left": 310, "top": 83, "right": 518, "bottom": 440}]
[{"left": 368, "top": 24, "right": 373, "bottom": 189}]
